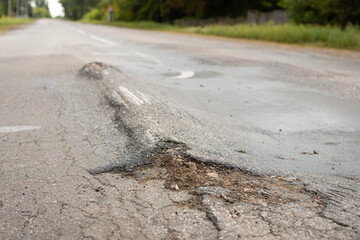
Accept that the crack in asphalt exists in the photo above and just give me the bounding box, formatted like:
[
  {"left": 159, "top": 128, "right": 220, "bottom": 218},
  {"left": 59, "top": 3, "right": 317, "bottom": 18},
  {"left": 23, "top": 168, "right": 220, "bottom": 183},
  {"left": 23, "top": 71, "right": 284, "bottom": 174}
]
[
  {"left": 76, "top": 62, "right": 359, "bottom": 239},
  {"left": 2, "top": 60, "right": 359, "bottom": 240}
]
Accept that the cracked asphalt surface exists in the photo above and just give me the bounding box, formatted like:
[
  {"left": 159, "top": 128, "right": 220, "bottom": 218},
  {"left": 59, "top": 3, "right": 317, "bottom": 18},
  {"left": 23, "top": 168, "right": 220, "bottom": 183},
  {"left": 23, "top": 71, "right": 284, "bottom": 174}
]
[{"left": 0, "top": 19, "right": 359, "bottom": 239}]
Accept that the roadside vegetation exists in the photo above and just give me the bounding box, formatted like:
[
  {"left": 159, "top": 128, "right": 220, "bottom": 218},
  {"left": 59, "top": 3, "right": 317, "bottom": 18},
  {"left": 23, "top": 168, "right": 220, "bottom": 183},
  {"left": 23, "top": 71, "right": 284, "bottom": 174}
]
[
  {"left": 0, "top": 0, "right": 51, "bottom": 26},
  {"left": 0, "top": 17, "right": 35, "bottom": 32},
  {"left": 69, "top": 0, "right": 360, "bottom": 51},
  {"left": 188, "top": 23, "right": 360, "bottom": 50},
  {"left": 32, "top": 7, "right": 51, "bottom": 18},
  {"left": 82, "top": 20, "right": 360, "bottom": 51},
  {"left": 0, "top": 0, "right": 50, "bottom": 33}
]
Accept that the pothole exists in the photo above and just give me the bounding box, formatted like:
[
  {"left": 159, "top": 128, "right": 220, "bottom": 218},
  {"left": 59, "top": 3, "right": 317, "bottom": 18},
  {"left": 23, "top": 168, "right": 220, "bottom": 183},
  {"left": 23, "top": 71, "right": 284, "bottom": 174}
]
[
  {"left": 110, "top": 140, "right": 324, "bottom": 209},
  {"left": 80, "top": 61, "right": 324, "bottom": 211}
]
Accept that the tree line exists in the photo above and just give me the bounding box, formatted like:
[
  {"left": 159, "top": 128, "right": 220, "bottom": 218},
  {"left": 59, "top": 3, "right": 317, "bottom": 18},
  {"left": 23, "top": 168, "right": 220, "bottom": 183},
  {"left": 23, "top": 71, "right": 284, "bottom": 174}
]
[
  {"left": 62, "top": 0, "right": 359, "bottom": 27},
  {"left": 0, "top": 0, "right": 51, "bottom": 18},
  {"left": 281, "top": 0, "right": 360, "bottom": 28}
]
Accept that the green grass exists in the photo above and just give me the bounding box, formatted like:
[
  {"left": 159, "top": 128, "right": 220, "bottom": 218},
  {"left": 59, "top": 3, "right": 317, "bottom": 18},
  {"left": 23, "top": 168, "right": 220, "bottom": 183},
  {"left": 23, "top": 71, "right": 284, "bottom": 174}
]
[
  {"left": 0, "top": 17, "right": 35, "bottom": 32},
  {"left": 189, "top": 23, "right": 360, "bottom": 50},
  {"left": 82, "top": 20, "right": 360, "bottom": 51}
]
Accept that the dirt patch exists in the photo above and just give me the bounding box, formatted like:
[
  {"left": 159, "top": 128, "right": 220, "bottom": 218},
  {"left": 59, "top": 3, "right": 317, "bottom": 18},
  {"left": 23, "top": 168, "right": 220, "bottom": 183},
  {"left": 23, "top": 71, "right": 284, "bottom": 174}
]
[{"left": 115, "top": 141, "right": 324, "bottom": 208}]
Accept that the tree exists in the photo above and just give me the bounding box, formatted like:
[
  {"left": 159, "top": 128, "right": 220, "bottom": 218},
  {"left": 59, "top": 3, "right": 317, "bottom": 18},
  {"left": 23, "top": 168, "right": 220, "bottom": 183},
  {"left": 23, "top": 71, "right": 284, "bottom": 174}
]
[
  {"left": 60, "top": 0, "right": 99, "bottom": 20},
  {"left": 35, "top": 0, "right": 49, "bottom": 9},
  {"left": 60, "top": 0, "right": 285, "bottom": 22},
  {"left": 0, "top": 0, "right": 16, "bottom": 17},
  {"left": 321, "top": 0, "right": 360, "bottom": 27},
  {"left": 33, "top": 6, "right": 51, "bottom": 18},
  {"left": 0, "top": 0, "right": 5, "bottom": 16},
  {"left": 280, "top": 0, "right": 360, "bottom": 27}
]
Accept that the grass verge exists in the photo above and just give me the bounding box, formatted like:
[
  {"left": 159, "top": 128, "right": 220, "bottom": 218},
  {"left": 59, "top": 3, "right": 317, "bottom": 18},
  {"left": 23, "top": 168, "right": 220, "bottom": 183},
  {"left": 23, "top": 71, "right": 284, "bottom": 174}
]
[
  {"left": 0, "top": 17, "right": 35, "bottom": 32},
  {"left": 82, "top": 20, "right": 360, "bottom": 51}
]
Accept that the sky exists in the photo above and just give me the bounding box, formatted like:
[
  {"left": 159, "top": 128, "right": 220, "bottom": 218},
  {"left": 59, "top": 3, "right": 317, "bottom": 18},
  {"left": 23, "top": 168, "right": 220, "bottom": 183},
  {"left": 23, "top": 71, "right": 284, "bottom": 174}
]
[{"left": 48, "top": 0, "right": 64, "bottom": 17}]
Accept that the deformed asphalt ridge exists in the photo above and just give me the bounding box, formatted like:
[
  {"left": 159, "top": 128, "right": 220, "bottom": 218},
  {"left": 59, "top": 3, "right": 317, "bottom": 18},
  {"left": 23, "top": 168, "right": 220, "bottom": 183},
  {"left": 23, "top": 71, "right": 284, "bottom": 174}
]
[
  {"left": 0, "top": 58, "right": 359, "bottom": 239},
  {"left": 79, "top": 62, "right": 358, "bottom": 239}
]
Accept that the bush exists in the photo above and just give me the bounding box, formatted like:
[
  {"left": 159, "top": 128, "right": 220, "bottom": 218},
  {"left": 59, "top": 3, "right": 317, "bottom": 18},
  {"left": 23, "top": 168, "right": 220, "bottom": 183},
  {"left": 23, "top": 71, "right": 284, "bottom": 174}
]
[
  {"left": 279, "top": 0, "right": 360, "bottom": 27},
  {"left": 84, "top": 8, "right": 104, "bottom": 21},
  {"left": 0, "top": 17, "right": 35, "bottom": 32}
]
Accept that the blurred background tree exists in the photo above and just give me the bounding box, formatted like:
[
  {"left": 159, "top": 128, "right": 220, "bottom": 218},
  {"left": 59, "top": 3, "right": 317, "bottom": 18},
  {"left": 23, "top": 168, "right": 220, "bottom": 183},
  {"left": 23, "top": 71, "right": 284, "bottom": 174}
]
[
  {"left": 60, "top": 0, "right": 98, "bottom": 20},
  {"left": 33, "top": 0, "right": 51, "bottom": 17},
  {"left": 0, "top": 0, "right": 53, "bottom": 18},
  {"left": 0, "top": 0, "right": 16, "bottom": 17},
  {"left": 0, "top": 0, "right": 5, "bottom": 17},
  {"left": 33, "top": 6, "right": 51, "bottom": 17},
  {"left": 279, "top": 0, "right": 360, "bottom": 27},
  {"left": 64, "top": 0, "right": 283, "bottom": 21},
  {"left": 61, "top": 0, "right": 360, "bottom": 27}
]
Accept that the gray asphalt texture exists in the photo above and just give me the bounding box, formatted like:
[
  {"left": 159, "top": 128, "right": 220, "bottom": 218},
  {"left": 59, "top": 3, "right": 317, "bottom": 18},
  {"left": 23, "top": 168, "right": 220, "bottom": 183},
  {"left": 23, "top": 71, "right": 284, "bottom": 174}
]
[{"left": 0, "top": 19, "right": 359, "bottom": 239}]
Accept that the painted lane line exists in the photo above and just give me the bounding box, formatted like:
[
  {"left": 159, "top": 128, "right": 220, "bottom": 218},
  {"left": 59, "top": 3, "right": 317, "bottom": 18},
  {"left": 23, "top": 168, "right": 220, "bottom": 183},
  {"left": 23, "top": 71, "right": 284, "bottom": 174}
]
[
  {"left": 135, "top": 52, "right": 162, "bottom": 65},
  {"left": 118, "top": 86, "right": 144, "bottom": 106},
  {"left": 91, "top": 35, "right": 116, "bottom": 46},
  {"left": 174, "top": 70, "right": 195, "bottom": 79},
  {"left": 112, "top": 91, "right": 128, "bottom": 107},
  {"left": 135, "top": 90, "right": 151, "bottom": 104},
  {"left": 76, "top": 29, "right": 86, "bottom": 35},
  {"left": 69, "top": 25, "right": 86, "bottom": 35},
  {"left": 0, "top": 126, "right": 41, "bottom": 133}
]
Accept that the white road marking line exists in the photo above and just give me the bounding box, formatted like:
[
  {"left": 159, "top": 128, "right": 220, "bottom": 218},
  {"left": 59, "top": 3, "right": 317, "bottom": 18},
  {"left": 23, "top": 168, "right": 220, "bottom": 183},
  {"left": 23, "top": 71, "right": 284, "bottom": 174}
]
[
  {"left": 118, "top": 86, "right": 144, "bottom": 106},
  {"left": 135, "top": 52, "right": 162, "bottom": 64},
  {"left": 76, "top": 29, "right": 86, "bottom": 35},
  {"left": 135, "top": 90, "right": 151, "bottom": 104},
  {"left": 112, "top": 91, "right": 128, "bottom": 107},
  {"left": 0, "top": 126, "right": 41, "bottom": 133},
  {"left": 174, "top": 70, "right": 195, "bottom": 79},
  {"left": 69, "top": 26, "right": 87, "bottom": 35},
  {"left": 91, "top": 35, "right": 116, "bottom": 46}
]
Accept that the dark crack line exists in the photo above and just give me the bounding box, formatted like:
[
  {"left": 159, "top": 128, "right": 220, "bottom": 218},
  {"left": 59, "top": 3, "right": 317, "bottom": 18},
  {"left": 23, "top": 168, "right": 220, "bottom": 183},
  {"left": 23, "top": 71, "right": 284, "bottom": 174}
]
[
  {"left": 204, "top": 206, "right": 221, "bottom": 239},
  {"left": 319, "top": 213, "right": 351, "bottom": 228}
]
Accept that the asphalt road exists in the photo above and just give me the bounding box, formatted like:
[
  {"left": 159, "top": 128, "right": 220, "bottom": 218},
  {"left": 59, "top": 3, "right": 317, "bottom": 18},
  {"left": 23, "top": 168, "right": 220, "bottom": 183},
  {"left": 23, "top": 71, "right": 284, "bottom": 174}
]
[{"left": 0, "top": 19, "right": 359, "bottom": 239}]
